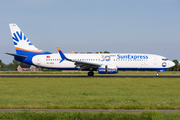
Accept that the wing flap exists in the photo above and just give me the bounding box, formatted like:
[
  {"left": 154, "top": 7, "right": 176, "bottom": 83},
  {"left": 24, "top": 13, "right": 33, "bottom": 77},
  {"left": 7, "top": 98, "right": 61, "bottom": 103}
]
[{"left": 74, "top": 61, "right": 101, "bottom": 70}]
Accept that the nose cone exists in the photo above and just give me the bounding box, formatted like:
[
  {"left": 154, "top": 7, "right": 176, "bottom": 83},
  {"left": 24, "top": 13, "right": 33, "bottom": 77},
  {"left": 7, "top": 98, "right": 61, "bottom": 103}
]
[{"left": 170, "top": 61, "right": 175, "bottom": 67}]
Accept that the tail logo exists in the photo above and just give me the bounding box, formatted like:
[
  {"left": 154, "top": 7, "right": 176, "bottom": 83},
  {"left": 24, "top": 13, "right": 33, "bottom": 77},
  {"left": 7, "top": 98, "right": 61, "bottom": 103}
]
[{"left": 12, "top": 31, "right": 33, "bottom": 46}]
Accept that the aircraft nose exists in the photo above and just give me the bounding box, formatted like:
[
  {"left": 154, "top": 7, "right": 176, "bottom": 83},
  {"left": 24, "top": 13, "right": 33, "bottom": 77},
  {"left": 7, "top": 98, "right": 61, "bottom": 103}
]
[{"left": 170, "top": 61, "right": 175, "bottom": 67}]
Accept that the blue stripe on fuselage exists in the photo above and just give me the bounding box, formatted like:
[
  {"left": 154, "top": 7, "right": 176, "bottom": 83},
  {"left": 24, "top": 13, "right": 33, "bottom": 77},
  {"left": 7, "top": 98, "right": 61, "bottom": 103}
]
[{"left": 15, "top": 50, "right": 52, "bottom": 65}]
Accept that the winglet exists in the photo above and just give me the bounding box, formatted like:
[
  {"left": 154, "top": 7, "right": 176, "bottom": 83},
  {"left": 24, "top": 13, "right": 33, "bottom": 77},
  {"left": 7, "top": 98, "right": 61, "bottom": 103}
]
[
  {"left": 57, "top": 47, "right": 67, "bottom": 63},
  {"left": 71, "top": 50, "right": 74, "bottom": 54},
  {"left": 57, "top": 47, "right": 61, "bottom": 51}
]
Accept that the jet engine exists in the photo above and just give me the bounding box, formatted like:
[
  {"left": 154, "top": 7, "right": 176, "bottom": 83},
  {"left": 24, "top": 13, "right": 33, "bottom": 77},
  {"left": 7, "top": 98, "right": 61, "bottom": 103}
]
[{"left": 98, "top": 65, "right": 118, "bottom": 74}]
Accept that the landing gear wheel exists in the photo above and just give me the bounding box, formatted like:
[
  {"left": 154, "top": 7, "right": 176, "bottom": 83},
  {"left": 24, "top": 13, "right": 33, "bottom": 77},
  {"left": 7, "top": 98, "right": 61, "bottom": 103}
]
[
  {"left": 88, "top": 71, "right": 94, "bottom": 76},
  {"left": 156, "top": 73, "right": 159, "bottom": 76}
]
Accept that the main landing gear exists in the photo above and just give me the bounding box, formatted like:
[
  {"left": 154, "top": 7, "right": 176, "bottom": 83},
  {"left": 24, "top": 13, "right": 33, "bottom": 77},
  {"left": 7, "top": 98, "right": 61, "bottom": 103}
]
[{"left": 88, "top": 71, "right": 94, "bottom": 76}]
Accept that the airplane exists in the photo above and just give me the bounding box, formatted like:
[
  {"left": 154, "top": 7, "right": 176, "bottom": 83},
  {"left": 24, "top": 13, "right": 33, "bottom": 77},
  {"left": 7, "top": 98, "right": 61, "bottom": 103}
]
[{"left": 6, "top": 24, "right": 175, "bottom": 76}]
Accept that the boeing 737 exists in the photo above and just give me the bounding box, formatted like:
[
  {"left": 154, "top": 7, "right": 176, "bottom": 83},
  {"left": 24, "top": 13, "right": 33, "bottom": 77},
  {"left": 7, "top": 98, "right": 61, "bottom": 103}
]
[{"left": 6, "top": 24, "right": 175, "bottom": 76}]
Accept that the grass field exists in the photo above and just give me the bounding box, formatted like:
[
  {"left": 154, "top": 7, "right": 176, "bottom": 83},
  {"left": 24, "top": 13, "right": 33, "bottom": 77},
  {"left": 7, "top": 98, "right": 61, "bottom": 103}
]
[
  {"left": 1, "top": 111, "right": 180, "bottom": 120},
  {"left": 0, "top": 77, "right": 180, "bottom": 109},
  {"left": 0, "top": 70, "right": 180, "bottom": 76}
]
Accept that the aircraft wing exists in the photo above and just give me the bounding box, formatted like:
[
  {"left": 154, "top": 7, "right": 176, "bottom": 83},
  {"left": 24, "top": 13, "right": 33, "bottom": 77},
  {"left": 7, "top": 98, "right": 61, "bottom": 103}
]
[
  {"left": 56, "top": 47, "right": 101, "bottom": 70},
  {"left": 70, "top": 60, "right": 101, "bottom": 70}
]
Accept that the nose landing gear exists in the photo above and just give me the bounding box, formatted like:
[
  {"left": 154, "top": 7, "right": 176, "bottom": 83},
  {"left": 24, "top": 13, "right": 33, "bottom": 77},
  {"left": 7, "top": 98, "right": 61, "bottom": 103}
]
[{"left": 156, "top": 72, "right": 159, "bottom": 76}]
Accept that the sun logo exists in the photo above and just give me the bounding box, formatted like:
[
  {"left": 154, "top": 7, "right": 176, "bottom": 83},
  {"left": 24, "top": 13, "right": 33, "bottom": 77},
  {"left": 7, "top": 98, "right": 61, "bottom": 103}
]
[
  {"left": 101, "top": 55, "right": 111, "bottom": 61},
  {"left": 162, "top": 62, "right": 167, "bottom": 67},
  {"left": 12, "top": 31, "right": 33, "bottom": 46}
]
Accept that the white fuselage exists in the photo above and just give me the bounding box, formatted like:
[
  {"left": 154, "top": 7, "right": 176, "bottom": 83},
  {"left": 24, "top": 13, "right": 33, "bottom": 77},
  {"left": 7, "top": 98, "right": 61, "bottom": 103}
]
[{"left": 32, "top": 53, "right": 174, "bottom": 70}]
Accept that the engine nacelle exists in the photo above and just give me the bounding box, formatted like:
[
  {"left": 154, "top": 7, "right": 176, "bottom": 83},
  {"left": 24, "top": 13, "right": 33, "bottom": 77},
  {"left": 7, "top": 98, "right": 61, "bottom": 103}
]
[{"left": 98, "top": 65, "right": 118, "bottom": 74}]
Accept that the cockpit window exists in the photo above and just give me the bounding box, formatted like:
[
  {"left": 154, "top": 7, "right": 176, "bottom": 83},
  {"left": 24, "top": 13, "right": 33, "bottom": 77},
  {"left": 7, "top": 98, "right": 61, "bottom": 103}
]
[{"left": 162, "top": 58, "right": 169, "bottom": 61}]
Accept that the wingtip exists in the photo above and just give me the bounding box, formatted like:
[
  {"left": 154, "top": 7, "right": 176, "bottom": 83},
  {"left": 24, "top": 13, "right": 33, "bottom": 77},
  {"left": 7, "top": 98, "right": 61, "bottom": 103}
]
[
  {"left": 71, "top": 50, "right": 74, "bottom": 53},
  {"left": 56, "top": 47, "right": 61, "bottom": 51}
]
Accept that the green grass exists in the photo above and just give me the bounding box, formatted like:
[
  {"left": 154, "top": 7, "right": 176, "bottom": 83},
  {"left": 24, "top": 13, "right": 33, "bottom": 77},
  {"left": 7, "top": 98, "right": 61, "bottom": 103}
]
[
  {"left": 0, "top": 78, "right": 180, "bottom": 109},
  {"left": 0, "top": 111, "right": 180, "bottom": 120},
  {"left": 0, "top": 71, "right": 180, "bottom": 76}
]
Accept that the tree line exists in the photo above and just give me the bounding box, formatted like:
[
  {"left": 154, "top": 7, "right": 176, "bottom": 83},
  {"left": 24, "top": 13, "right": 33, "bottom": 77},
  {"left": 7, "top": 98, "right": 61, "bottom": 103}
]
[
  {"left": 0, "top": 59, "right": 179, "bottom": 71},
  {"left": 0, "top": 59, "right": 25, "bottom": 71},
  {"left": 168, "top": 60, "right": 179, "bottom": 71}
]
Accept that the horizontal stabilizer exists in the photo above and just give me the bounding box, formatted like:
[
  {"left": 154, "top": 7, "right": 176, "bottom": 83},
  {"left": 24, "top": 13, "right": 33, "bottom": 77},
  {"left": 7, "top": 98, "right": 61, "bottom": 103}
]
[{"left": 5, "top": 53, "right": 27, "bottom": 58}]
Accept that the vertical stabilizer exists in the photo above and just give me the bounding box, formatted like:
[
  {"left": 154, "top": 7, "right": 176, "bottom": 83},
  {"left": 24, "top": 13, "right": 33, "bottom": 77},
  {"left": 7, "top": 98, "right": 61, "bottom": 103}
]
[{"left": 9, "top": 24, "right": 47, "bottom": 54}]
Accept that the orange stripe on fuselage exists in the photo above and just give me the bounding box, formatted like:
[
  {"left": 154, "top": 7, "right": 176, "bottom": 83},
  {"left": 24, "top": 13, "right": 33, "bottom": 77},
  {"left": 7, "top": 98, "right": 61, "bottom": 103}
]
[{"left": 15, "top": 47, "right": 46, "bottom": 53}]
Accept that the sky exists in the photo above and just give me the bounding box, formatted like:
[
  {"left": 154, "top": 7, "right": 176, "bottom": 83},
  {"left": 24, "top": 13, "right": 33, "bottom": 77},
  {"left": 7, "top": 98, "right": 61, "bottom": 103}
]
[{"left": 1, "top": 0, "right": 180, "bottom": 64}]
